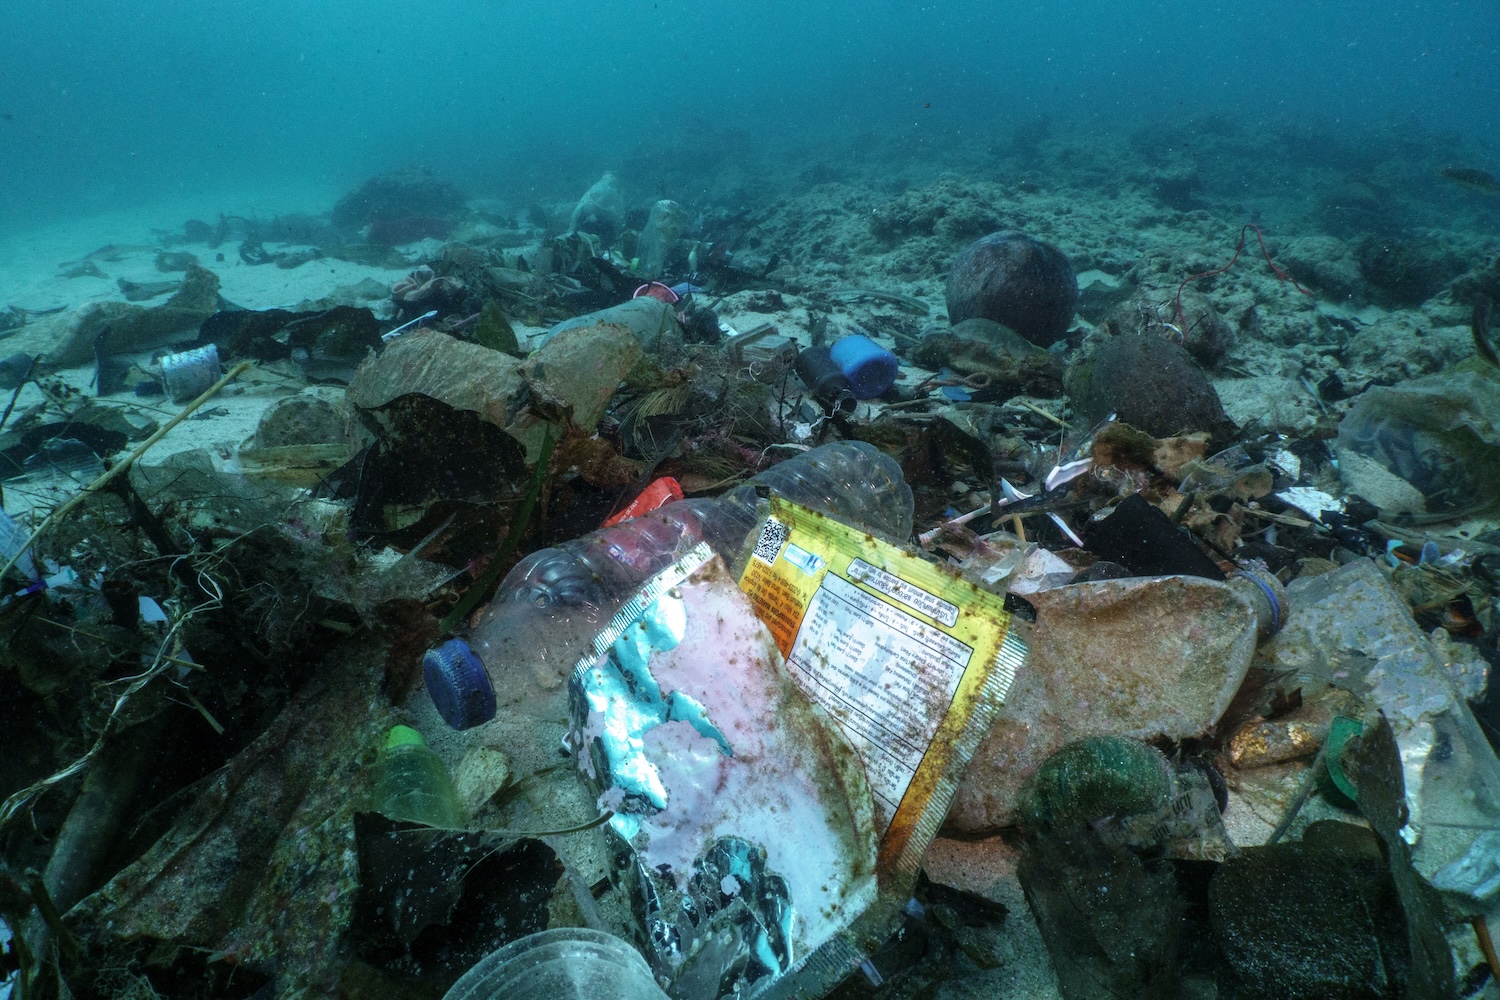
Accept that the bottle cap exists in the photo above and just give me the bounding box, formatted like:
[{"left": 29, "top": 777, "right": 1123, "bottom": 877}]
[
  {"left": 423, "top": 639, "right": 497, "bottom": 730},
  {"left": 384, "top": 724, "right": 426, "bottom": 750},
  {"left": 828, "top": 334, "right": 900, "bottom": 399}
]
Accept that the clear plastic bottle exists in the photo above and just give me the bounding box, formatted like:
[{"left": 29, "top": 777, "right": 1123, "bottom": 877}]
[
  {"left": 423, "top": 441, "right": 914, "bottom": 729},
  {"left": 371, "top": 725, "right": 464, "bottom": 827}
]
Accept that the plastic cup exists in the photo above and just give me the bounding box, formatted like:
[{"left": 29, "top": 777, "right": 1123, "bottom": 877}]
[
  {"left": 443, "top": 928, "right": 668, "bottom": 1000},
  {"left": 160, "top": 344, "right": 221, "bottom": 402}
]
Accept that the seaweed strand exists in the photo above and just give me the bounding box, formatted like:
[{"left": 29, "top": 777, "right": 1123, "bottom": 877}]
[{"left": 1175, "top": 223, "right": 1314, "bottom": 330}]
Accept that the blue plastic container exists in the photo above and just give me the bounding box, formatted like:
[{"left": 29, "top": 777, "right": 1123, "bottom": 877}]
[{"left": 828, "top": 334, "right": 900, "bottom": 399}]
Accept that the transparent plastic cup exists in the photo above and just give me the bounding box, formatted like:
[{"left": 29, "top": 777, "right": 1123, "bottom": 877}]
[{"left": 443, "top": 928, "right": 668, "bottom": 1000}]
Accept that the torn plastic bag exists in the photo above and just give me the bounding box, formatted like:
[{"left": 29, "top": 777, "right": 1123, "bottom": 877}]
[
  {"left": 1260, "top": 559, "right": 1500, "bottom": 870},
  {"left": 570, "top": 500, "right": 1024, "bottom": 998},
  {"left": 1336, "top": 366, "right": 1500, "bottom": 514},
  {"left": 572, "top": 546, "right": 877, "bottom": 997}
]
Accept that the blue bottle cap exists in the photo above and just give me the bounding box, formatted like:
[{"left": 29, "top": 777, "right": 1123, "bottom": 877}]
[
  {"left": 828, "top": 334, "right": 900, "bottom": 399},
  {"left": 423, "top": 638, "right": 497, "bottom": 730}
]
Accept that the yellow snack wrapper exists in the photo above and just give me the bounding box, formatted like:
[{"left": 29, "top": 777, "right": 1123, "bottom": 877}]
[{"left": 736, "top": 497, "right": 1026, "bottom": 994}]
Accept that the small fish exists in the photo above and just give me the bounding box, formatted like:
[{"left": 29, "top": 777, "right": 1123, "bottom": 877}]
[
  {"left": 1475, "top": 297, "right": 1499, "bottom": 370},
  {"left": 1440, "top": 167, "right": 1500, "bottom": 194}
]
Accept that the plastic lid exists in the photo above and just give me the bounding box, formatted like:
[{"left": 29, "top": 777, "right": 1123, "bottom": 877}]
[
  {"left": 443, "top": 928, "right": 667, "bottom": 1000},
  {"left": 423, "top": 638, "right": 497, "bottom": 730},
  {"left": 385, "top": 724, "right": 427, "bottom": 750},
  {"left": 829, "top": 334, "right": 900, "bottom": 399}
]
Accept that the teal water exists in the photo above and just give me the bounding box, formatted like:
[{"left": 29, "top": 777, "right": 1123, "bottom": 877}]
[{"left": 2, "top": 1, "right": 1497, "bottom": 230}]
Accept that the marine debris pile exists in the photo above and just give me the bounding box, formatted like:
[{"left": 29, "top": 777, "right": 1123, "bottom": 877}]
[{"left": 1, "top": 156, "right": 1499, "bottom": 999}]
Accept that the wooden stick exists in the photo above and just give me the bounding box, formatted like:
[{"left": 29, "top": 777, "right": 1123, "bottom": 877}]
[
  {"left": 1010, "top": 398, "right": 1068, "bottom": 427},
  {"left": 0, "top": 361, "right": 252, "bottom": 583},
  {"left": 1474, "top": 915, "right": 1500, "bottom": 983}
]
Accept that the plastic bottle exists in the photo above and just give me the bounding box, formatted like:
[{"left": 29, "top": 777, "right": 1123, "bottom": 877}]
[
  {"left": 370, "top": 725, "right": 463, "bottom": 827},
  {"left": 423, "top": 441, "right": 914, "bottom": 729}
]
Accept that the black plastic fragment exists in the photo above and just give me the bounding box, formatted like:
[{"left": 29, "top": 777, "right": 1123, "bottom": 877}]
[{"left": 1085, "top": 493, "right": 1225, "bottom": 580}]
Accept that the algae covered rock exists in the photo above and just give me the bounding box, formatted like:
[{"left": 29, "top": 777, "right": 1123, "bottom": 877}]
[
  {"left": 1066, "top": 331, "right": 1234, "bottom": 439},
  {"left": 1172, "top": 288, "right": 1235, "bottom": 368},
  {"left": 329, "top": 166, "right": 465, "bottom": 233},
  {"left": 1356, "top": 233, "right": 1468, "bottom": 308}
]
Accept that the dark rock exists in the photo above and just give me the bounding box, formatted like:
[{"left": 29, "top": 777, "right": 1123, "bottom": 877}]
[
  {"left": 1280, "top": 236, "right": 1365, "bottom": 304},
  {"left": 1316, "top": 179, "right": 1393, "bottom": 238},
  {"left": 1150, "top": 163, "right": 1204, "bottom": 212},
  {"left": 273, "top": 248, "right": 323, "bottom": 270},
  {"left": 1450, "top": 255, "right": 1500, "bottom": 307},
  {"left": 1209, "top": 834, "right": 1408, "bottom": 1000},
  {"left": 1019, "top": 833, "right": 1183, "bottom": 1000},
  {"left": 197, "top": 305, "right": 380, "bottom": 363},
  {"left": 1085, "top": 494, "right": 1225, "bottom": 580},
  {"left": 0, "top": 352, "right": 35, "bottom": 390},
  {"left": 1069, "top": 560, "right": 1134, "bottom": 584},
  {"left": 182, "top": 219, "right": 215, "bottom": 243},
  {"left": 330, "top": 167, "right": 465, "bottom": 233},
  {"left": 261, "top": 212, "right": 336, "bottom": 246},
  {"left": 155, "top": 250, "right": 199, "bottom": 272},
  {"left": 1066, "top": 332, "right": 1234, "bottom": 439},
  {"left": 1174, "top": 288, "right": 1235, "bottom": 368},
  {"left": 367, "top": 215, "right": 453, "bottom": 246},
  {"left": 1356, "top": 234, "right": 1468, "bottom": 308},
  {"left": 945, "top": 231, "right": 1078, "bottom": 348}
]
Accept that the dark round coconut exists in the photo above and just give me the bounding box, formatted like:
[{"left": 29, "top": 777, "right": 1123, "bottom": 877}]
[{"left": 945, "top": 231, "right": 1079, "bottom": 348}]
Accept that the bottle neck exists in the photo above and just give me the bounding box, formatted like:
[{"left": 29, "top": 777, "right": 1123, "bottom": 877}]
[{"left": 1228, "top": 564, "right": 1287, "bottom": 641}]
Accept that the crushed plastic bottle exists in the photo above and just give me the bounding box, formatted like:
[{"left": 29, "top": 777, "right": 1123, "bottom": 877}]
[
  {"left": 423, "top": 441, "right": 914, "bottom": 728},
  {"left": 370, "top": 725, "right": 463, "bottom": 828},
  {"left": 950, "top": 564, "right": 1286, "bottom": 833}
]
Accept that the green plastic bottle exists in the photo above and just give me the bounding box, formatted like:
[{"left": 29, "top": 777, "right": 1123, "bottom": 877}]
[{"left": 372, "top": 725, "right": 463, "bottom": 828}]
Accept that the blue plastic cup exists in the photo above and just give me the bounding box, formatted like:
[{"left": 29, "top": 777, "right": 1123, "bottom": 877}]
[{"left": 828, "top": 334, "right": 900, "bottom": 399}]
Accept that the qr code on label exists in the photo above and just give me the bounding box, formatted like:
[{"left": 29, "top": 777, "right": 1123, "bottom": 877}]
[{"left": 752, "top": 518, "right": 790, "bottom": 565}]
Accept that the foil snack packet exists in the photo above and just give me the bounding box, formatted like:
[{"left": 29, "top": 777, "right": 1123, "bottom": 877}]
[{"left": 569, "top": 500, "right": 1025, "bottom": 998}]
